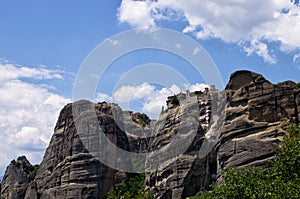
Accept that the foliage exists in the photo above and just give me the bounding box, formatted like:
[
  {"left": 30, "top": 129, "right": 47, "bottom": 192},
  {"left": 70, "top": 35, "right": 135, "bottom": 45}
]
[
  {"left": 194, "top": 91, "right": 203, "bottom": 96},
  {"left": 9, "top": 159, "right": 39, "bottom": 182},
  {"left": 171, "top": 96, "right": 179, "bottom": 106},
  {"left": 191, "top": 124, "right": 300, "bottom": 199},
  {"left": 25, "top": 164, "right": 39, "bottom": 182},
  {"left": 106, "top": 173, "right": 153, "bottom": 199},
  {"left": 132, "top": 113, "right": 150, "bottom": 127},
  {"left": 10, "top": 159, "right": 20, "bottom": 167}
]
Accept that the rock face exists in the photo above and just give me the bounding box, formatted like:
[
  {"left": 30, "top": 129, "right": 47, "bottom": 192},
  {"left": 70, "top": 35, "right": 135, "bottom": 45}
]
[
  {"left": 1, "top": 156, "right": 35, "bottom": 199},
  {"left": 32, "top": 101, "right": 134, "bottom": 199},
  {"left": 1, "top": 101, "right": 132, "bottom": 199},
  {"left": 144, "top": 93, "right": 217, "bottom": 199},
  {"left": 1, "top": 70, "right": 299, "bottom": 199},
  {"left": 144, "top": 70, "right": 299, "bottom": 198},
  {"left": 216, "top": 70, "right": 300, "bottom": 183}
]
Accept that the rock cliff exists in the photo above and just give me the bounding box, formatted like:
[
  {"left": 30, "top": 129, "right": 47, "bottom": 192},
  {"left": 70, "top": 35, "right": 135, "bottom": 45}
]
[
  {"left": 2, "top": 101, "right": 134, "bottom": 199},
  {"left": 1, "top": 156, "right": 37, "bottom": 199},
  {"left": 1, "top": 70, "right": 299, "bottom": 199},
  {"left": 143, "top": 92, "right": 220, "bottom": 199},
  {"left": 217, "top": 70, "right": 300, "bottom": 183}
]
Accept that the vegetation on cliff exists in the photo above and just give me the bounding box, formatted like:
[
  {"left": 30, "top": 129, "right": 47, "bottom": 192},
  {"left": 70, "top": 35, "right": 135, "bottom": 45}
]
[
  {"left": 10, "top": 158, "right": 39, "bottom": 182},
  {"left": 192, "top": 124, "right": 300, "bottom": 199},
  {"left": 132, "top": 113, "right": 151, "bottom": 127},
  {"left": 106, "top": 173, "right": 153, "bottom": 199}
]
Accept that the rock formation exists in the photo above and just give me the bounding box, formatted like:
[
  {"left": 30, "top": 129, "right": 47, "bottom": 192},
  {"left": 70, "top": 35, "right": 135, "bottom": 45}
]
[
  {"left": 144, "top": 92, "right": 218, "bottom": 199},
  {"left": 1, "top": 156, "right": 37, "bottom": 199},
  {"left": 216, "top": 70, "right": 300, "bottom": 183},
  {"left": 1, "top": 70, "right": 299, "bottom": 199}
]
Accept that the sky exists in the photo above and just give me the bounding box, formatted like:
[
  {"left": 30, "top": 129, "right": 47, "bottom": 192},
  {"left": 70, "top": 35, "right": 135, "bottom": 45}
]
[{"left": 0, "top": 0, "right": 300, "bottom": 176}]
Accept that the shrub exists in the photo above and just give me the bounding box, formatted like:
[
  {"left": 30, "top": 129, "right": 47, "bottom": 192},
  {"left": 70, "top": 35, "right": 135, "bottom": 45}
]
[{"left": 106, "top": 173, "right": 153, "bottom": 199}]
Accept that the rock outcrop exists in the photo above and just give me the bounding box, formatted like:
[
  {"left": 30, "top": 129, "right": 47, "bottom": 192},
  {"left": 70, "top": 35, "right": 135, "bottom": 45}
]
[
  {"left": 144, "top": 93, "right": 218, "bottom": 199},
  {"left": 1, "top": 70, "right": 299, "bottom": 199},
  {"left": 216, "top": 71, "right": 300, "bottom": 183},
  {"left": 1, "top": 156, "right": 36, "bottom": 199},
  {"left": 32, "top": 101, "right": 135, "bottom": 199},
  {"left": 4, "top": 101, "right": 132, "bottom": 199},
  {"left": 144, "top": 70, "right": 299, "bottom": 198}
]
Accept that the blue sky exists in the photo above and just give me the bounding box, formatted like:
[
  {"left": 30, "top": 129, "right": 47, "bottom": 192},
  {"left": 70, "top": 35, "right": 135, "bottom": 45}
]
[{"left": 0, "top": 0, "right": 300, "bottom": 175}]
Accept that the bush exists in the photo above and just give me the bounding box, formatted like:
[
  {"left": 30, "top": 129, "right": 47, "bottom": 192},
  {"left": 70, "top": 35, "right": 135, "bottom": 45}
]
[
  {"left": 194, "top": 91, "right": 203, "bottom": 96},
  {"left": 106, "top": 173, "right": 153, "bottom": 199},
  {"left": 171, "top": 96, "right": 179, "bottom": 106},
  {"left": 132, "top": 113, "right": 150, "bottom": 128}
]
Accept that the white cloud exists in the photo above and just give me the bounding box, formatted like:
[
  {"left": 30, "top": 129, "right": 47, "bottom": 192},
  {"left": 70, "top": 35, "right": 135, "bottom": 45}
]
[
  {"left": 243, "top": 40, "right": 276, "bottom": 64},
  {"left": 108, "top": 39, "right": 119, "bottom": 46},
  {"left": 96, "top": 93, "right": 113, "bottom": 102},
  {"left": 0, "top": 63, "right": 63, "bottom": 82},
  {"left": 293, "top": 53, "right": 300, "bottom": 63},
  {"left": 293, "top": 53, "right": 300, "bottom": 70},
  {"left": 169, "top": 84, "right": 181, "bottom": 93},
  {"left": 192, "top": 47, "right": 200, "bottom": 55},
  {"left": 113, "top": 83, "right": 156, "bottom": 104},
  {"left": 97, "top": 82, "right": 208, "bottom": 119},
  {"left": 114, "top": 83, "right": 176, "bottom": 118},
  {"left": 97, "top": 83, "right": 178, "bottom": 118},
  {"left": 0, "top": 63, "right": 70, "bottom": 175},
  {"left": 118, "top": 0, "right": 300, "bottom": 63},
  {"left": 117, "top": 0, "right": 156, "bottom": 28},
  {"left": 185, "top": 83, "right": 209, "bottom": 92}
]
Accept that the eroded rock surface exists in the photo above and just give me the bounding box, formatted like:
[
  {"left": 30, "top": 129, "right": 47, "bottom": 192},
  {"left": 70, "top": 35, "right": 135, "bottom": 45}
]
[
  {"left": 1, "top": 156, "right": 35, "bottom": 199},
  {"left": 144, "top": 94, "right": 217, "bottom": 199},
  {"left": 28, "top": 101, "right": 131, "bottom": 199},
  {"left": 216, "top": 70, "right": 300, "bottom": 182}
]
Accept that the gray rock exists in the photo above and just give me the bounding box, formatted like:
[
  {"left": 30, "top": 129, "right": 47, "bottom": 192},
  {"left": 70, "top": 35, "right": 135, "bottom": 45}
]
[
  {"left": 31, "top": 101, "right": 132, "bottom": 199},
  {"left": 216, "top": 70, "right": 300, "bottom": 183},
  {"left": 1, "top": 156, "right": 34, "bottom": 199},
  {"left": 144, "top": 95, "right": 216, "bottom": 199}
]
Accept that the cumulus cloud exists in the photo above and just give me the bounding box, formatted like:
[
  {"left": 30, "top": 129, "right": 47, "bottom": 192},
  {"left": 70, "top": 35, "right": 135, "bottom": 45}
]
[
  {"left": 117, "top": 0, "right": 300, "bottom": 63},
  {"left": 96, "top": 93, "right": 113, "bottom": 102},
  {"left": 0, "top": 63, "right": 70, "bottom": 175},
  {"left": 113, "top": 83, "right": 155, "bottom": 104},
  {"left": 243, "top": 40, "right": 276, "bottom": 64},
  {"left": 97, "top": 83, "right": 207, "bottom": 119},
  {"left": 118, "top": 0, "right": 156, "bottom": 28},
  {"left": 185, "top": 83, "right": 209, "bottom": 92},
  {"left": 112, "top": 83, "right": 176, "bottom": 118}
]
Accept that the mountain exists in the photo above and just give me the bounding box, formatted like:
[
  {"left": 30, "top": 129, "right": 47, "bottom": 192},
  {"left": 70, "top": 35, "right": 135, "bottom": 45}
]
[{"left": 1, "top": 70, "right": 299, "bottom": 199}]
